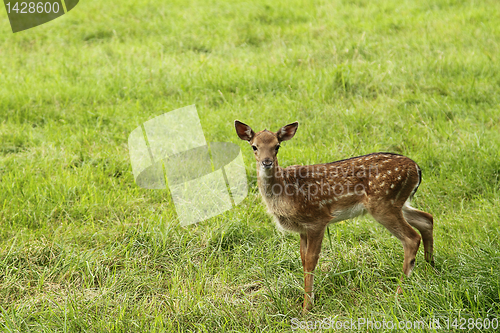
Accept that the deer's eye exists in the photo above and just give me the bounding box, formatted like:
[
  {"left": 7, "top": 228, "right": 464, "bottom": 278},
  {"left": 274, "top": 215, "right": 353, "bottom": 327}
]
[{"left": 252, "top": 145, "right": 257, "bottom": 151}]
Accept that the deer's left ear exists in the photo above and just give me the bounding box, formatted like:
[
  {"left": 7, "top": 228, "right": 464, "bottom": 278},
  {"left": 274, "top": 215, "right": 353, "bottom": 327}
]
[{"left": 277, "top": 122, "right": 299, "bottom": 142}]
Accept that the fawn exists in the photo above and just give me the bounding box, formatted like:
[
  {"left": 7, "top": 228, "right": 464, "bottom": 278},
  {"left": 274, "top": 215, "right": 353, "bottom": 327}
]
[{"left": 234, "top": 120, "right": 434, "bottom": 312}]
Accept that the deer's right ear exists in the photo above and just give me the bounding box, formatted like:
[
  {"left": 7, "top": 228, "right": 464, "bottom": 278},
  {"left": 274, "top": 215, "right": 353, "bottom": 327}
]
[{"left": 234, "top": 120, "right": 255, "bottom": 142}]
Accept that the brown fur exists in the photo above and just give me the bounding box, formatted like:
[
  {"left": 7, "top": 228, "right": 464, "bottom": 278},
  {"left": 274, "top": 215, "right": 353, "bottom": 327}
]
[{"left": 235, "top": 120, "right": 434, "bottom": 312}]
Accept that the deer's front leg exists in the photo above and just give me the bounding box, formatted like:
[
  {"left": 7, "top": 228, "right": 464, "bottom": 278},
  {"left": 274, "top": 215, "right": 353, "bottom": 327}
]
[{"left": 302, "top": 228, "right": 325, "bottom": 313}]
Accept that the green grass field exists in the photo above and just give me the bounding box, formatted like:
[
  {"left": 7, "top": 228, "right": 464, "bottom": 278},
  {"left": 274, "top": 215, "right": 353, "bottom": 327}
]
[{"left": 1, "top": 0, "right": 500, "bottom": 331}]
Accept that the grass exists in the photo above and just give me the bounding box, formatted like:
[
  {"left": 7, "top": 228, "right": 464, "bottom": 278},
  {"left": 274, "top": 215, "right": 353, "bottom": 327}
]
[{"left": 1, "top": 0, "right": 499, "bottom": 331}]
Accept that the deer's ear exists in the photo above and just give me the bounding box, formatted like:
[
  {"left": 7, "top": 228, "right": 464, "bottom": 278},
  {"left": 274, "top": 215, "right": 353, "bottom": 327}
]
[
  {"left": 234, "top": 120, "right": 255, "bottom": 142},
  {"left": 277, "top": 122, "right": 299, "bottom": 142}
]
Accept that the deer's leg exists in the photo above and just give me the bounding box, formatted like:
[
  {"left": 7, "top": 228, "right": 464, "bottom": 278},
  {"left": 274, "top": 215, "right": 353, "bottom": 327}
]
[
  {"left": 403, "top": 204, "right": 434, "bottom": 265},
  {"left": 302, "top": 228, "right": 325, "bottom": 313},
  {"left": 300, "top": 233, "right": 307, "bottom": 268},
  {"left": 370, "top": 208, "right": 421, "bottom": 280}
]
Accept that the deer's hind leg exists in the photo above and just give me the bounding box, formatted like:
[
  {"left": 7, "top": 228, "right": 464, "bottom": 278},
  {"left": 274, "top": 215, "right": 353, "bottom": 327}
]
[
  {"left": 367, "top": 205, "right": 421, "bottom": 278},
  {"left": 403, "top": 203, "right": 434, "bottom": 264}
]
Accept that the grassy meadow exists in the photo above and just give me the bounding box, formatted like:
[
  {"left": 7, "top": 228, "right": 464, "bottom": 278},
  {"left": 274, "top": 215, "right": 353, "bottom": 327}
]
[{"left": 1, "top": 0, "right": 500, "bottom": 331}]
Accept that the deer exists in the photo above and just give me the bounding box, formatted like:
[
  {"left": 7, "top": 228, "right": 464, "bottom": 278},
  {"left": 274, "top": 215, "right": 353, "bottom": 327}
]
[{"left": 234, "top": 120, "right": 434, "bottom": 313}]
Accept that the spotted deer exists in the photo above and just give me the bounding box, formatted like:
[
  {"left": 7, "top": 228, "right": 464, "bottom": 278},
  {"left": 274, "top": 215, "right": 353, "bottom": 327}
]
[{"left": 234, "top": 120, "right": 434, "bottom": 312}]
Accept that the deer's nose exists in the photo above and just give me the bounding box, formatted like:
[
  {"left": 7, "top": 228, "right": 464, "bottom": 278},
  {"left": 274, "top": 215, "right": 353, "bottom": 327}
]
[{"left": 261, "top": 159, "right": 273, "bottom": 169}]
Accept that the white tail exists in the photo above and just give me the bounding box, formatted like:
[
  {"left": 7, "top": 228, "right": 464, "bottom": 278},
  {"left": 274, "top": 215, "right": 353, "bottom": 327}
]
[{"left": 235, "top": 120, "right": 434, "bottom": 312}]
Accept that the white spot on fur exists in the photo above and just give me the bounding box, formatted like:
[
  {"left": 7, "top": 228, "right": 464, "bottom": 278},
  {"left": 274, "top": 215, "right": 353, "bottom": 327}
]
[{"left": 337, "top": 193, "right": 355, "bottom": 199}]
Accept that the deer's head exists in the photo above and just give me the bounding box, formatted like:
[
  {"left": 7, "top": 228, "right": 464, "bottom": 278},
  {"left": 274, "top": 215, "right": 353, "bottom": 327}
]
[{"left": 234, "top": 120, "right": 298, "bottom": 170}]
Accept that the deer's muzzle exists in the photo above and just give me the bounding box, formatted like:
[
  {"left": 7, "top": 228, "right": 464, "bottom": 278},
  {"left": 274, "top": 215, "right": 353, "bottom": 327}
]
[{"left": 261, "top": 159, "right": 273, "bottom": 169}]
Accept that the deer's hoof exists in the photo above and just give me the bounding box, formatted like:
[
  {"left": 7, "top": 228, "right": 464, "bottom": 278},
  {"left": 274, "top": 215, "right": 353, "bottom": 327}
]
[{"left": 302, "top": 293, "right": 314, "bottom": 314}]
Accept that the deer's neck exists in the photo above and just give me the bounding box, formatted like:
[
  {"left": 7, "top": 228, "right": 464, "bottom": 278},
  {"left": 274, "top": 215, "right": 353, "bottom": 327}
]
[{"left": 256, "top": 163, "right": 285, "bottom": 198}]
